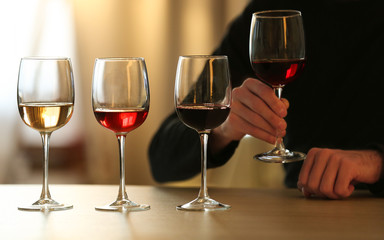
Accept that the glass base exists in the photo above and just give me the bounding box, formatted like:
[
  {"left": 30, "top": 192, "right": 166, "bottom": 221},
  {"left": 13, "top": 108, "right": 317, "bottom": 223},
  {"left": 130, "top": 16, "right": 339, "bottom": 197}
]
[
  {"left": 95, "top": 199, "right": 150, "bottom": 212},
  {"left": 18, "top": 198, "right": 73, "bottom": 211},
  {"left": 177, "top": 197, "right": 231, "bottom": 211},
  {"left": 254, "top": 147, "right": 306, "bottom": 163}
]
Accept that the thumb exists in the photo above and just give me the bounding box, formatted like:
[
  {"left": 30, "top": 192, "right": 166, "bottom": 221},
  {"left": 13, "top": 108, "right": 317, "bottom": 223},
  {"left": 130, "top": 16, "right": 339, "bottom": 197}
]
[{"left": 347, "top": 184, "right": 355, "bottom": 195}]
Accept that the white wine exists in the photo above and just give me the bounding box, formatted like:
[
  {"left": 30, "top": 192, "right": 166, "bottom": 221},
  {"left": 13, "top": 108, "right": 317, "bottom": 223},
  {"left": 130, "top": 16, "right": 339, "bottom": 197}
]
[{"left": 18, "top": 102, "right": 73, "bottom": 132}]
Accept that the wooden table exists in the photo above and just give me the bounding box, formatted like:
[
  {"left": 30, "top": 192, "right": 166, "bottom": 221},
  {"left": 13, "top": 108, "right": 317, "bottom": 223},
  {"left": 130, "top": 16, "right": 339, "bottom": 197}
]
[{"left": 0, "top": 185, "right": 382, "bottom": 240}]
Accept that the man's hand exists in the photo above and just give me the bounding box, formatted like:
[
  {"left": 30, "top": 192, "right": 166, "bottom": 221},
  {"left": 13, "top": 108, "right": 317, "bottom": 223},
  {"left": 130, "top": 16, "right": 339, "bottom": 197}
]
[
  {"left": 210, "top": 78, "right": 288, "bottom": 154},
  {"left": 298, "top": 148, "right": 384, "bottom": 199}
]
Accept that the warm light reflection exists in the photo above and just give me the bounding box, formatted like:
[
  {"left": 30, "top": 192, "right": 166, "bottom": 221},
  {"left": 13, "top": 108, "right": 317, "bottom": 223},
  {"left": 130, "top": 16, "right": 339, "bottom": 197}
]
[
  {"left": 209, "top": 58, "right": 214, "bottom": 102},
  {"left": 120, "top": 112, "right": 137, "bottom": 128},
  {"left": 42, "top": 106, "right": 60, "bottom": 128},
  {"left": 286, "top": 63, "right": 298, "bottom": 79}
]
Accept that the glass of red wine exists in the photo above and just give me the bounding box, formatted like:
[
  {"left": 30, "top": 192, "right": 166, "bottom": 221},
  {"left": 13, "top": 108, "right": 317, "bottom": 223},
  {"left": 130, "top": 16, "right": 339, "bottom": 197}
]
[
  {"left": 249, "top": 10, "right": 306, "bottom": 163},
  {"left": 175, "top": 55, "right": 232, "bottom": 211},
  {"left": 92, "top": 57, "right": 150, "bottom": 211}
]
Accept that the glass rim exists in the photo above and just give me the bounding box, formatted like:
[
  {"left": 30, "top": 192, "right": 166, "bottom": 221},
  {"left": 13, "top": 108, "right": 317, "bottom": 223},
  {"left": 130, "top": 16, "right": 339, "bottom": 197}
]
[
  {"left": 179, "top": 55, "right": 228, "bottom": 59},
  {"left": 95, "top": 57, "right": 145, "bottom": 61},
  {"left": 21, "top": 56, "right": 70, "bottom": 61},
  {"left": 253, "top": 10, "right": 302, "bottom": 18}
]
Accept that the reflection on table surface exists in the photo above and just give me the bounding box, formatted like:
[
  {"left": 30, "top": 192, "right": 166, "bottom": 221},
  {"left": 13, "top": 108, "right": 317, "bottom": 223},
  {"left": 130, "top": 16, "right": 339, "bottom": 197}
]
[{"left": 0, "top": 184, "right": 382, "bottom": 240}]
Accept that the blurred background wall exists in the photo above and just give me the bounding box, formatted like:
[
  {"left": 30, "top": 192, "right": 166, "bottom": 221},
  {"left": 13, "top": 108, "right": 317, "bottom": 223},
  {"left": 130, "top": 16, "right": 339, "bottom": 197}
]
[{"left": 0, "top": 0, "right": 284, "bottom": 188}]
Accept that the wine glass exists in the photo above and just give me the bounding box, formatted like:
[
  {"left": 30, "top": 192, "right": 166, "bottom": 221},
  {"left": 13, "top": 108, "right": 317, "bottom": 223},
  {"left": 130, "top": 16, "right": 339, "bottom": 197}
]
[
  {"left": 92, "top": 57, "right": 150, "bottom": 211},
  {"left": 175, "top": 55, "right": 231, "bottom": 211},
  {"left": 249, "top": 10, "right": 306, "bottom": 163},
  {"left": 17, "top": 57, "right": 74, "bottom": 211}
]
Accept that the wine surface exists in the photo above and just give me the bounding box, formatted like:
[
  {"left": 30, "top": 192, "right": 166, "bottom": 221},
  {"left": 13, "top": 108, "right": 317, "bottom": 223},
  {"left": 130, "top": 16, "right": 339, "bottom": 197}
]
[
  {"left": 251, "top": 59, "right": 305, "bottom": 87},
  {"left": 94, "top": 108, "right": 148, "bottom": 134},
  {"left": 18, "top": 103, "right": 73, "bottom": 132},
  {"left": 176, "top": 105, "right": 230, "bottom": 132}
]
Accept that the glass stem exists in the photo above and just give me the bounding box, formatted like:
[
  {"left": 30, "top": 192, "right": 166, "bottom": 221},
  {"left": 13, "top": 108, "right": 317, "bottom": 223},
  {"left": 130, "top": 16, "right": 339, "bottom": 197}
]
[
  {"left": 40, "top": 132, "right": 52, "bottom": 200},
  {"left": 198, "top": 132, "right": 209, "bottom": 199},
  {"left": 274, "top": 87, "right": 286, "bottom": 152},
  {"left": 117, "top": 135, "right": 128, "bottom": 201}
]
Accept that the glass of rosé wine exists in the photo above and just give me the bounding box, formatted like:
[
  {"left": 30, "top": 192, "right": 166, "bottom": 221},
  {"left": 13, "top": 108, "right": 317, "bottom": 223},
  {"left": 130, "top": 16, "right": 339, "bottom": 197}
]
[
  {"left": 17, "top": 57, "right": 74, "bottom": 211},
  {"left": 92, "top": 58, "right": 150, "bottom": 211},
  {"left": 249, "top": 10, "right": 306, "bottom": 163},
  {"left": 175, "top": 55, "right": 232, "bottom": 211}
]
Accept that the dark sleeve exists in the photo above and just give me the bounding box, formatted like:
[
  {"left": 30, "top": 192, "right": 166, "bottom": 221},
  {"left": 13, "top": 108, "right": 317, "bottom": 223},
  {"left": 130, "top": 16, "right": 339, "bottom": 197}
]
[{"left": 368, "top": 178, "right": 384, "bottom": 197}]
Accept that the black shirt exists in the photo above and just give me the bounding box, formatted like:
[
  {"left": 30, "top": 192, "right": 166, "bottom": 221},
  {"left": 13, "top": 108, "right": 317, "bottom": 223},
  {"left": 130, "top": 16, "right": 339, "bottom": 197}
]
[{"left": 149, "top": 0, "right": 384, "bottom": 195}]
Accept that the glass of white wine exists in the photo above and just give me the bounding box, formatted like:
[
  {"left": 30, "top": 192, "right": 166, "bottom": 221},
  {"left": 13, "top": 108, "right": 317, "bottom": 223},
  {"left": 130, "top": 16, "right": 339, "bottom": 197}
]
[{"left": 17, "top": 57, "right": 74, "bottom": 211}]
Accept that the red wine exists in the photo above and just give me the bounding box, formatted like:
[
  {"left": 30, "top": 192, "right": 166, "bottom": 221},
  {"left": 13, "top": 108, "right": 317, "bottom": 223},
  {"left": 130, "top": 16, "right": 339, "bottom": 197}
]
[
  {"left": 176, "top": 105, "right": 230, "bottom": 131},
  {"left": 251, "top": 59, "right": 305, "bottom": 87},
  {"left": 94, "top": 108, "right": 148, "bottom": 134}
]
